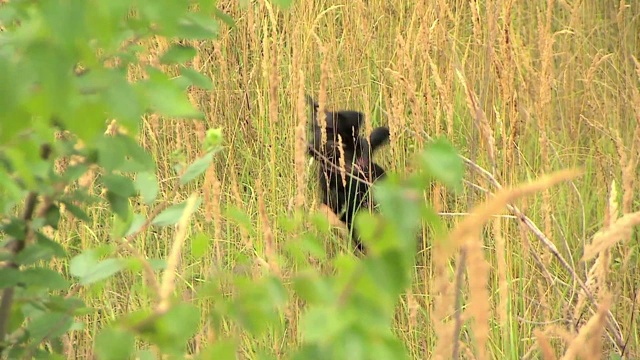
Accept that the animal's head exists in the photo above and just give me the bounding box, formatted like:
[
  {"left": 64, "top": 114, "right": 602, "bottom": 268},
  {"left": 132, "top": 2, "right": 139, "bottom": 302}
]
[
  {"left": 306, "top": 95, "right": 365, "bottom": 152},
  {"left": 305, "top": 94, "right": 390, "bottom": 180}
]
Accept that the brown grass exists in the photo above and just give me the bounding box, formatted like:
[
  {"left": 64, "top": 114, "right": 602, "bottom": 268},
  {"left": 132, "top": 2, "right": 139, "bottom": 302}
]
[{"left": 54, "top": 0, "right": 640, "bottom": 358}]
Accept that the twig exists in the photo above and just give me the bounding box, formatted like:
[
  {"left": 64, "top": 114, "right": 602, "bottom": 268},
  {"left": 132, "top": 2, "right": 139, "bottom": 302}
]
[
  {"left": 307, "top": 144, "right": 376, "bottom": 187},
  {"left": 620, "top": 284, "right": 637, "bottom": 357},
  {"left": 452, "top": 247, "right": 467, "bottom": 359},
  {"left": 437, "top": 212, "right": 517, "bottom": 219}
]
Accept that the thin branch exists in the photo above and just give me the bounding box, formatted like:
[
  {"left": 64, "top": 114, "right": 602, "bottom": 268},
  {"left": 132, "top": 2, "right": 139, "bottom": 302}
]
[
  {"left": 307, "top": 144, "right": 376, "bottom": 187},
  {"left": 452, "top": 247, "right": 467, "bottom": 359}
]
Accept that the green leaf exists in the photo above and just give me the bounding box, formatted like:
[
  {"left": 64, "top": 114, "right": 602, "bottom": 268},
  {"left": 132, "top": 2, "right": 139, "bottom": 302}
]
[
  {"left": 0, "top": 171, "right": 25, "bottom": 212},
  {"left": 367, "top": 337, "right": 410, "bottom": 360},
  {"left": 44, "top": 204, "right": 61, "bottom": 230},
  {"left": 151, "top": 197, "right": 202, "bottom": 227},
  {"left": 61, "top": 200, "right": 92, "bottom": 223},
  {"left": 297, "top": 233, "right": 327, "bottom": 260},
  {"left": 213, "top": 9, "right": 236, "bottom": 28},
  {"left": 293, "top": 271, "right": 334, "bottom": 304},
  {"left": 102, "top": 173, "right": 136, "bottom": 198},
  {"left": 61, "top": 163, "right": 89, "bottom": 183},
  {"left": 264, "top": 275, "right": 288, "bottom": 307},
  {"left": 191, "top": 232, "right": 210, "bottom": 259},
  {"left": 180, "top": 151, "right": 214, "bottom": 185},
  {"left": 21, "top": 267, "right": 69, "bottom": 290},
  {"left": 0, "top": 221, "right": 27, "bottom": 239},
  {"left": 137, "top": 0, "right": 188, "bottom": 31},
  {"left": 124, "top": 213, "right": 147, "bottom": 237},
  {"left": 197, "top": 339, "right": 237, "bottom": 360},
  {"left": 3, "top": 147, "right": 37, "bottom": 190},
  {"left": 96, "top": 136, "right": 127, "bottom": 172},
  {"left": 27, "top": 311, "right": 74, "bottom": 343},
  {"left": 0, "top": 268, "right": 21, "bottom": 288},
  {"left": 7, "top": 305, "right": 25, "bottom": 337},
  {"left": 43, "top": 296, "right": 88, "bottom": 315},
  {"left": 62, "top": 100, "right": 112, "bottom": 144},
  {"left": 227, "top": 276, "right": 287, "bottom": 336},
  {"left": 141, "top": 303, "right": 201, "bottom": 354},
  {"left": 14, "top": 244, "right": 53, "bottom": 265},
  {"left": 70, "top": 250, "right": 126, "bottom": 285},
  {"left": 94, "top": 327, "right": 136, "bottom": 360},
  {"left": 82, "top": 258, "right": 125, "bottom": 285},
  {"left": 174, "top": 12, "right": 220, "bottom": 39},
  {"left": 135, "top": 171, "right": 159, "bottom": 205},
  {"left": 135, "top": 350, "right": 156, "bottom": 360},
  {"left": 160, "top": 44, "right": 197, "bottom": 64},
  {"left": 106, "top": 190, "right": 131, "bottom": 221},
  {"left": 112, "top": 205, "right": 134, "bottom": 238},
  {"left": 142, "top": 67, "right": 203, "bottom": 119},
  {"left": 365, "top": 251, "right": 410, "bottom": 303},
  {"left": 35, "top": 231, "right": 67, "bottom": 257},
  {"left": 105, "top": 76, "right": 145, "bottom": 131},
  {"left": 69, "top": 249, "right": 98, "bottom": 277},
  {"left": 419, "top": 137, "right": 464, "bottom": 192},
  {"left": 171, "top": 74, "right": 194, "bottom": 91},
  {"left": 116, "top": 134, "right": 156, "bottom": 173},
  {"left": 371, "top": 174, "right": 430, "bottom": 253},
  {"left": 300, "top": 306, "right": 349, "bottom": 343},
  {"left": 180, "top": 66, "right": 213, "bottom": 91},
  {"left": 204, "top": 127, "right": 223, "bottom": 151},
  {"left": 14, "top": 238, "right": 62, "bottom": 265}
]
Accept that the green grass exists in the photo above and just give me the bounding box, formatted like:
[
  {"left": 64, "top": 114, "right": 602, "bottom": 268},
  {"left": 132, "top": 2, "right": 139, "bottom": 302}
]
[{"left": 53, "top": 0, "right": 640, "bottom": 358}]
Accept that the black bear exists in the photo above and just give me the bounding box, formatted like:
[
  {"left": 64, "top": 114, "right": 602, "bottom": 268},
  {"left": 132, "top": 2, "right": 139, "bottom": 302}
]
[{"left": 305, "top": 95, "right": 390, "bottom": 252}]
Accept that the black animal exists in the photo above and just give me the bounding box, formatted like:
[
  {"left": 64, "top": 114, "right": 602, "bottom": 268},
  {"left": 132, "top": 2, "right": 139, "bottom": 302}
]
[{"left": 306, "top": 95, "right": 390, "bottom": 252}]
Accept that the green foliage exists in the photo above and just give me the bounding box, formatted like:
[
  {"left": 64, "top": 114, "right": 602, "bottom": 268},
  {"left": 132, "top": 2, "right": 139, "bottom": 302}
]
[
  {"left": 160, "top": 44, "right": 198, "bottom": 65},
  {"left": 137, "top": 303, "right": 202, "bottom": 355},
  {"left": 151, "top": 197, "right": 203, "bottom": 227},
  {"left": 69, "top": 249, "right": 126, "bottom": 286},
  {"left": 180, "top": 149, "right": 220, "bottom": 185},
  {"left": 135, "top": 172, "right": 160, "bottom": 205},
  {"left": 0, "top": 0, "right": 230, "bottom": 356},
  {"left": 418, "top": 136, "right": 465, "bottom": 192},
  {"left": 94, "top": 327, "right": 136, "bottom": 360}
]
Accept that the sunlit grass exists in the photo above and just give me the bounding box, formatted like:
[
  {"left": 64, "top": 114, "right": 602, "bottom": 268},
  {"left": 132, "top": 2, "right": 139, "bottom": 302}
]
[{"left": 57, "top": 0, "right": 640, "bottom": 358}]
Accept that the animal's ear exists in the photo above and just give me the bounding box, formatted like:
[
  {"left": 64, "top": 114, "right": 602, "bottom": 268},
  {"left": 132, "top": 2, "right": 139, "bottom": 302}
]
[
  {"left": 336, "top": 110, "right": 364, "bottom": 138},
  {"left": 369, "top": 126, "right": 390, "bottom": 152}
]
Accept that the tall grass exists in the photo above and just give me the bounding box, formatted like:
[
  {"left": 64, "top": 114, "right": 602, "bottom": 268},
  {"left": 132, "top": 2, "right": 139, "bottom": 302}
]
[{"left": 58, "top": 0, "right": 639, "bottom": 358}]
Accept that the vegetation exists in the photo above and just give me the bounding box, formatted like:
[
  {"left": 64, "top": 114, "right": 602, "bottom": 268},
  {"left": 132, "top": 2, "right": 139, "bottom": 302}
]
[{"left": 1, "top": 0, "right": 639, "bottom": 359}]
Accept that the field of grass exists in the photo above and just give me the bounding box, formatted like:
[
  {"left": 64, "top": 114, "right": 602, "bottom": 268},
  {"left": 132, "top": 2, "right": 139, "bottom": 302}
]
[{"left": 55, "top": 0, "right": 639, "bottom": 358}]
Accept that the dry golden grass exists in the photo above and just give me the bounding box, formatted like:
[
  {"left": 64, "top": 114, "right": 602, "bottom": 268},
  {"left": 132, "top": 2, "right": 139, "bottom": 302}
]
[{"left": 53, "top": 0, "right": 640, "bottom": 358}]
